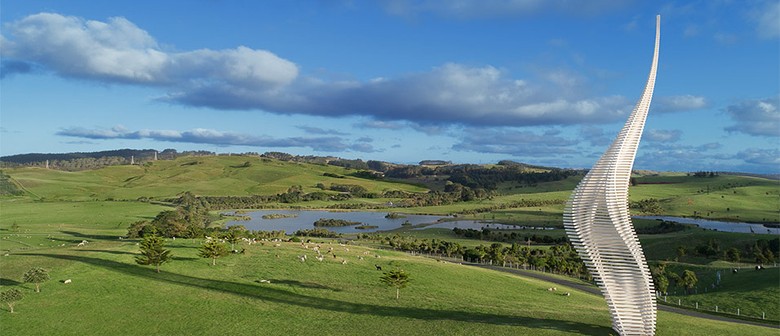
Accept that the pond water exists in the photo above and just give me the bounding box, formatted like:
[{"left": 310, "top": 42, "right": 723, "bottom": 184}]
[
  {"left": 635, "top": 216, "right": 780, "bottom": 235},
  {"left": 225, "top": 210, "right": 446, "bottom": 233},
  {"left": 226, "top": 210, "right": 779, "bottom": 235},
  {"left": 414, "top": 221, "right": 556, "bottom": 231}
]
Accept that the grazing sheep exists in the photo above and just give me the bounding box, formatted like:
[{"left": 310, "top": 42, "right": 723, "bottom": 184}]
[
  {"left": 63, "top": 279, "right": 72, "bottom": 284},
  {"left": 298, "top": 255, "right": 306, "bottom": 262},
  {"left": 258, "top": 279, "right": 271, "bottom": 283},
  {"left": 375, "top": 265, "right": 382, "bottom": 271},
  {"left": 316, "top": 256, "right": 324, "bottom": 262},
  {"left": 358, "top": 256, "right": 364, "bottom": 261},
  {"left": 341, "top": 259, "right": 347, "bottom": 265},
  {"left": 274, "top": 243, "right": 281, "bottom": 247}
]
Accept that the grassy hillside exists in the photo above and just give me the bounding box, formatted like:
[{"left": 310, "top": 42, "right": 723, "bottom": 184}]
[
  {"left": 1, "top": 239, "right": 774, "bottom": 336},
  {"left": 4, "top": 156, "right": 427, "bottom": 201}
]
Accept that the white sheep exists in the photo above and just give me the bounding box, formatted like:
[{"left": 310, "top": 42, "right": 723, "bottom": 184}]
[{"left": 63, "top": 279, "right": 72, "bottom": 284}]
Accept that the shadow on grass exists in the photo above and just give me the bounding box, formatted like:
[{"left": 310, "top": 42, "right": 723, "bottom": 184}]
[
  {"left": 0, "top": 278, "right": 21, "bottom": 286},
  {"left": 24, "top": 252, "right": 610, "bottom": 335},
  {"left": 266, "top": 279, "right": 342, "bottom": 291},
  {"left": 78, "top": 249, "right": 199, "bottom": 261},
  {"left": 60, "top": 231, "right": 120, "bottom": 241}
]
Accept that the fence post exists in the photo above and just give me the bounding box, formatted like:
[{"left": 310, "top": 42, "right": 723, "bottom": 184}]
[
  {"left": 737, "top": 308, "right": 740, "bottom": 316},
  {"left": 695, "top": 302, "right": 698, "bottom": 309},
  {"left": 664, "top": 296, "right": 667, "bottom": 303},
  {"left": 715, "top": 306, "right": 718, "bottom": 313},
  {"left": 678, "top": 299, "right": 681, "bottom": 305},
  {"left": 763, "top": 312, "right": 765, "bottom": 320}
]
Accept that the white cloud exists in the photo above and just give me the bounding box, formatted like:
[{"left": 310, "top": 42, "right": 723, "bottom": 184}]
[
  {"left": 654, "top": 95, "right": 707, "bottom": 113},
  {"left": 5, "top": 12, "right": 635, "bottom": 128},
  {"left": 725, "top": 97, "right": 780, "bottom": 137},
  {"left": 1, "top": 13, "right": 297, "bottom": 86},
  {"left": 56, "top": 126, "right": 358, "bottom": 152},
  {"left": 644, "top": 129, "right": 682, "bottom": 143}
]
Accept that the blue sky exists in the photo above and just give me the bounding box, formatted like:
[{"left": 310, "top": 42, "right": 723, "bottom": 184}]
[{"left": 1, "top": 0, "right": 778, "bottom": 173}]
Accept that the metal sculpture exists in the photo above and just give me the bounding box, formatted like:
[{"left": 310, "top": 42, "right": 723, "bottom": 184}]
[{"left": 563, "top": 15, "right": 660, "bottom": 336}]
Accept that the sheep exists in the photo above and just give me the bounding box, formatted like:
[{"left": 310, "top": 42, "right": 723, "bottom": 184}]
[
  {"left": 274, "top": 243, "right": 281, "bottom": 247},
  {"left": 63, "top": 279, "right": 72, "bottom": 284},
  {"left": 375, "top": 265, "right": 382, "bottom": 271},
  {"left": 358, "top": 256, "right": 364, "bottom": 261},
  {"left": 316, "top": 256, "right": 324, "bottom": 262},
  {"left": 341, "top": 259, "right": 347, "bottom": 265},
  {"left": 298, "top": 255, "right": 306, "bottom": 262},
  {"left": 258, "top": 279, "right": 271, "bottom": 283}
]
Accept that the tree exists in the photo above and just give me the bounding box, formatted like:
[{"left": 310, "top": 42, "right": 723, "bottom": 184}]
[
  {"left": 225, "top": 231, "right": 241, "bottom": 251},
  {"left": 724, "top": 247, "right": 740, "bottom": 263},
  {"left": 681, "top": 270, "right": 698, "bottom": 294},
  {"left": 676, "top": 246, "right": 686, "bottom": 260},
  {"left": 380, "top": 269, "right": 411, "bottom": 300},
  {"left": 23, "top": 267, "right": 50, "bottom": 293},
  {"left": 199, "top": 239, "right": 228, "bottom": 266},
  {"left": 0, "top": 288, "right": 23, "bottom": 313},
  {"left": 135, "top": 234, "right": 172, "bottom": 273}
]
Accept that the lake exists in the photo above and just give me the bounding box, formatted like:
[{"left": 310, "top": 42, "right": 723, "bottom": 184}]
[
  {"left": 635, "top": 216, "right": 780, "bottom": 235},
  {"left": 225, "top": 210, "right": 446, "bottom": 233}
]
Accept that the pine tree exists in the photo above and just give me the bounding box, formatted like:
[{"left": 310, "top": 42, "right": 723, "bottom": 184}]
[
  {"left": 135, "top": 234, "right": 172, "bottom": 273},
  {"left": 380, "top": 269, "right": 411, "bottom": 299},
  {"left": 199, "top": 239, "right": 228, "bottom": 266}
]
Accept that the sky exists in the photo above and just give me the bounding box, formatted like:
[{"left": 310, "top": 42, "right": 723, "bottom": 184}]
[{"left": 0, "top": 0, "right": 778, "bottom": 173}]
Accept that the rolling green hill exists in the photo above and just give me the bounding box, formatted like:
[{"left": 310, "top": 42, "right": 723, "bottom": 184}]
[{"left": 3, "top": 156, "right": 427, "bottom": 201}]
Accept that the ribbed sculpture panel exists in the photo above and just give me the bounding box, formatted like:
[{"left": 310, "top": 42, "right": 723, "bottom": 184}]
[{"left": 563, "top": 15, "right": 660, "bottom": 336}]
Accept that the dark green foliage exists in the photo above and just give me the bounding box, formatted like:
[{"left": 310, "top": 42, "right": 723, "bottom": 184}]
[
  {"left": 293, "top": 228, "right": 342, "bottom": 238},
  {"left": 380, "top": 269, "right": 411, "bottom": 299},
  {"left": 313, "top": 218, "right": 361, "bottom": 227},
  {"left": 23, "top": 267, "right": 50, "bottom": 293},
  {"left": 635, "top": 220, "right": 689, "bottom": 234},
  {"left": 681, "top": 270, "right": 699, "bottom": 294},
  {"left": 135, "top": 234, "right": 172, "bottom": 273},
  {"left": 630, "top": 198, "right": 664, "bottom": 214},
  {"left": 0, "top": 288, "right": 23, "bottom": 313},
  {"left": 199, "top": 239, "right": 228, "bottom": 266}
]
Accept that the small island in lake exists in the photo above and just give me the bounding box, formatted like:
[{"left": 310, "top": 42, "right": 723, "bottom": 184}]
[
  {"left": 355, "top": 225, "right": 379, "bottom": 230},
  {"left": 313, "top": 218, "right": 361, "bottom": 227},
  {"left": 262, "top": 213, "right": 299, "bottom": 220},
  {"left": 385, "top": 212, "right": 407, "bottom": 219}
]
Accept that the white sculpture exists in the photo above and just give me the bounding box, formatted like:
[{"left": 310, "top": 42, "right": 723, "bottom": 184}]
[{"left": 564, "top": 15, "right": 660, "bottom": 336}]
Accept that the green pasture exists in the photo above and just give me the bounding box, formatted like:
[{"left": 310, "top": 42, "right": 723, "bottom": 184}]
[
  {"left": 657, "top": 262, "right": 779, "bottom": 321},
  {"left": 0, "top": 239, "right": 774, "bottom": 336},
  {"left": 4, "top": 156, "right": 427, "bottom": 201}
]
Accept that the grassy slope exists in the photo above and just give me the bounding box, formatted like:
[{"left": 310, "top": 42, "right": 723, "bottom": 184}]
[
  {"left": 0, "top": 240, "right": 773, "bottom": 336},
  {"left": 5, "top": 156, "right": 427, "bottom": 201}
]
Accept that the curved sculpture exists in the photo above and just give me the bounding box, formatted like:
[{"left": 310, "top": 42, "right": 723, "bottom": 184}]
[{"left": 563, "top": 15, "right": 660, "bottom": 336}]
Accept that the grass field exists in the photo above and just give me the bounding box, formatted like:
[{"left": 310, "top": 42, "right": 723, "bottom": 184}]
[
  {"left": 3, "top": 156, "right": 427, "bottom": 201},
  {"left": 0, "top": 158, "right": 778, "bottom": 335},
  {"left": 0, "top": 239, "right": 775, "bottom": 336}
]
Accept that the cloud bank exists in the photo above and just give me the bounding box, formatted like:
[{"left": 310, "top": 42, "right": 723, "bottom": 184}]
[
  {"left": 725, "top": 97, "right": 780, "bottom": 137},
  {"left": 56, "top": 126, "right": 376, "bottom": 153},
  {"left": 2, "top": 12, "right": 634, "bottom": 128}
]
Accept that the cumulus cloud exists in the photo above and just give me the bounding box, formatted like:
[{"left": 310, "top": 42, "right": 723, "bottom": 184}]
[
  {"left": 653, "top": 95, "right": 707, "bottom": 113},
  {"left": 452, "top": 128, "right": 578, "bottom": 157},
  {"left": 724, "top": 97, "right": 780, "bottom": 137},
  {"left": 56, "top": 126, "right": 364, "bottom": 152},
  {"left": 644, "top": 129, "right": 682, "bottom": 143},
  {"left": 381, "top": 0, "right": 628, "bottom": 18},
  {"left": 3, "top": 12, "right": 634, "bottom": 127},
  {"left": 736, "top": 148, "right": 780, "bottom": 166},
  {"left": 1, "top": 13, "right": 297, "bottom": 86}
]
